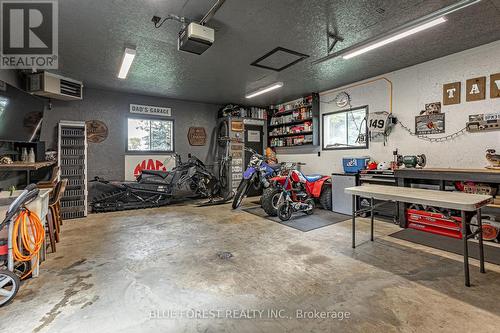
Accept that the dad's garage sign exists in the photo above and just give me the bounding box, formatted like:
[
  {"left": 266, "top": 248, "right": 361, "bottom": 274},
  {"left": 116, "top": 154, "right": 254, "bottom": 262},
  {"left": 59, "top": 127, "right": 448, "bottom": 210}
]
[
  {"left": 124, "top": 155, "right": 176, "bottom": 181},
  {"left": 130, "top": 104, "right": 172, "bottom": 117}
]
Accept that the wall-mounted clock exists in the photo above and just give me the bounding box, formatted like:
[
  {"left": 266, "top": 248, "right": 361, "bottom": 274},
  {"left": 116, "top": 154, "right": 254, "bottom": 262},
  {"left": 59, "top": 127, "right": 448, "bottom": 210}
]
[{"left": 335, "top": 91, "right": 351, "bottom": 108}]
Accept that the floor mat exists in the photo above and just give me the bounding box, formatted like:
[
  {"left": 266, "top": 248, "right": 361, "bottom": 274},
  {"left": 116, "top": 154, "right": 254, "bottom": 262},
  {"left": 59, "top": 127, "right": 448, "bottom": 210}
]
[
  {"left": 242, "top": 206, "right": 349, "bottom": 232},
  {"left": 390, "top": 228, "right": 500, "bottom": 265}
]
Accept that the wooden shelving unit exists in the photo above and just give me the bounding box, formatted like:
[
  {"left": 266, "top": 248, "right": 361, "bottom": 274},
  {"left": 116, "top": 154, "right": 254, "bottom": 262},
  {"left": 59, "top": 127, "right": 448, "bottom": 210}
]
[{"left": 268, "top": 93, "right": 320, "bottom": 148}]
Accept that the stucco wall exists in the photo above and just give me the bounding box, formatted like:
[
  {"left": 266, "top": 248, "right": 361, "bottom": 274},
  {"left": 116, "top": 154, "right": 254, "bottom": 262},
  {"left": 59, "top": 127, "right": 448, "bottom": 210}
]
[
  {"left": 40, "top": 88, "right": 220, "bottom": 181},
  {"left": 277, "top": 40, "right": 500, "bottom": 175}
]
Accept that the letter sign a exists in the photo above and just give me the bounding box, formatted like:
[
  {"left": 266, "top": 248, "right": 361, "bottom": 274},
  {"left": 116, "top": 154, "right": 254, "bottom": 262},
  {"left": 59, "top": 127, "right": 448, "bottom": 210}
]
[
  {"left": 466, "top": 77, "right": 486, "bottom": 102},
  {"left": 443, "top": 82, "right": 461, "bottom": 105}
]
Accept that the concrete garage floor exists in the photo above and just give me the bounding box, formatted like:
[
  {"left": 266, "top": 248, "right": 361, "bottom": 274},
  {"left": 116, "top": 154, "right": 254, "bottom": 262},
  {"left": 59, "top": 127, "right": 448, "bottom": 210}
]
[{"left": 1, "top": 200, "right": 500, "bottom": 333}]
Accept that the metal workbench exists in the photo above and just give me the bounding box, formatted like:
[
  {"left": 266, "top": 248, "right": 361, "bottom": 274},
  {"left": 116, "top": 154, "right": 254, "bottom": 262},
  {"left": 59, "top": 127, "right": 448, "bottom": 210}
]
[{"left": 395, "top": 168, "right": 500, "bottom": 227}]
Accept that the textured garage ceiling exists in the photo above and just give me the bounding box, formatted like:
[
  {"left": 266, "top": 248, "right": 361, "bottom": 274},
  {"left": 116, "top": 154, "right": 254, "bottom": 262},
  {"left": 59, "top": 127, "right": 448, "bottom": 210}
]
[{"left": 55, "top": 0, "right": 500, "bottom": 106}]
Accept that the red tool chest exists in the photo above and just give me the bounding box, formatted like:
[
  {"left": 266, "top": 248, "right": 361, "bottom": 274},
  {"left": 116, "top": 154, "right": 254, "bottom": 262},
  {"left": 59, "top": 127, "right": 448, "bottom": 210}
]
[{"left": 406, "top": 209, "right": 463, "bottom": 239}]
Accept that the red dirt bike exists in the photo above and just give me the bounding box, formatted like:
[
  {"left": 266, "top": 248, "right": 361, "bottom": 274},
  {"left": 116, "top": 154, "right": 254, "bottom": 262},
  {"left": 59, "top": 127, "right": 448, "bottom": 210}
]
[{"left": 261, "top": 163, "right": 332, "bottom": 217}]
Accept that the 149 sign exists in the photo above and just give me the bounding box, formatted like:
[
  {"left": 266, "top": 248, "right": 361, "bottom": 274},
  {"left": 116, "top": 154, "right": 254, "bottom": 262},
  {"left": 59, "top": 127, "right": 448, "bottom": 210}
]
[{"left": 368, "top": 112, "right": 390, "bottom": 133}]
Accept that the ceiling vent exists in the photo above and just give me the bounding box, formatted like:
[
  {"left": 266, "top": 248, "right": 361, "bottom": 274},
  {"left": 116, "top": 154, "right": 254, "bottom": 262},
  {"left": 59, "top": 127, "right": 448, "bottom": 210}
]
[
  {"left": 26, "top": 72, "right": 83, "bottom": 101},
  {"left": 251, "top": 47, "right": 309, "bottom": 72}
]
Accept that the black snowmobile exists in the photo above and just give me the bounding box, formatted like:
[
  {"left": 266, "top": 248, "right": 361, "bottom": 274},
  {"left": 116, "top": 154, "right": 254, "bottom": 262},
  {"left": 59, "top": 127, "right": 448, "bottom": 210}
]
[{"left": 91, "top": 154, "right": 224, "bottom": 213}]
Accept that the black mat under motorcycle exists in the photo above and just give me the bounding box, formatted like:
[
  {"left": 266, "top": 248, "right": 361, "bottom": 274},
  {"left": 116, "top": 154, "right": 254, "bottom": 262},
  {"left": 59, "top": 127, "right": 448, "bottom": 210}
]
[
  {"left": 390, "top": 228, "right": 500, "bottom": 265},
  {"left": 242, "top": 206, "right": 349, "bottom": 232}
]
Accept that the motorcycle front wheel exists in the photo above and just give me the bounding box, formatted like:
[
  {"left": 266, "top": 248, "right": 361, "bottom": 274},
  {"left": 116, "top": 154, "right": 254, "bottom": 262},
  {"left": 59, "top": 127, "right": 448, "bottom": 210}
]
[
  {"left": 232, "top": 179, "right": 250, "bottom": 209},
  {"left": 261, "top": 187, "right": 281, "bottom": 216},
  {"left": 277, "top": 202, "right": 293, "bottom": 221}
]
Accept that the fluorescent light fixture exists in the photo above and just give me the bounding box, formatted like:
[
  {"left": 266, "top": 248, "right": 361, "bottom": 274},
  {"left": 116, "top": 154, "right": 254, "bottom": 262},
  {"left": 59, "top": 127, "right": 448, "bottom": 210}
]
[
  {"left": 313, "top": 0, "right": 482, "bottom": 65},
  {"left": 343, "top": 17, "right": 447, "bottom": 59},
  {"left": 245, "top": 82, "right": 284, "bottom": 99},
  {"left": 118, "top": 47, "right": 136, "bottom": 79}
]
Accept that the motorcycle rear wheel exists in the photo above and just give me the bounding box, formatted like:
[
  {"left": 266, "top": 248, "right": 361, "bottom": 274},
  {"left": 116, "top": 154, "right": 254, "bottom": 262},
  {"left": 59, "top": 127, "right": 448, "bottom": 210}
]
[
  {"left": 232, "top": 179, "right": 250, "bottom": 209},
  {"left": 319, "top": 186, "right": 332, "bottom": 211}
]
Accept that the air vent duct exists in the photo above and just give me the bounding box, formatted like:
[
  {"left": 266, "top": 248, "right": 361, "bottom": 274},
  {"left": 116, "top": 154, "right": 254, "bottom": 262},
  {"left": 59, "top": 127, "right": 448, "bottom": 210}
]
[
  {"left": 27, "top": 72, "right": 83, "bottom": 101},
  {"left": 60, "top": 79, "right": 82, "bottom": 98}
]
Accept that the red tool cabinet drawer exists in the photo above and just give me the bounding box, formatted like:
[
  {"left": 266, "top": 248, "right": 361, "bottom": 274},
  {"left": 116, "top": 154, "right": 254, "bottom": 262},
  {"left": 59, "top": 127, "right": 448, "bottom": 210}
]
[{"left": 406, "top": 209, "right": 463, "bottom": 239}]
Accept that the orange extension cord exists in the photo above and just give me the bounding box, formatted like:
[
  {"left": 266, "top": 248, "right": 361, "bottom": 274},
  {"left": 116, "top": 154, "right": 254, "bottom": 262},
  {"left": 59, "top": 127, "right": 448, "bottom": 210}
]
[{"left": 12, "top": 209, "right": 45, "bottom": 279}]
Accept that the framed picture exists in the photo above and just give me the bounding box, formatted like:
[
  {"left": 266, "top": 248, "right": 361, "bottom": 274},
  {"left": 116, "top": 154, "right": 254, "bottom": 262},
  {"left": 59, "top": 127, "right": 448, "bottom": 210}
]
[
  {"left": 415, "top": 113, "right": 445, "bottom": 135},
  {"left": 443, "top": 82, "right": 461, "bottom": 105}
]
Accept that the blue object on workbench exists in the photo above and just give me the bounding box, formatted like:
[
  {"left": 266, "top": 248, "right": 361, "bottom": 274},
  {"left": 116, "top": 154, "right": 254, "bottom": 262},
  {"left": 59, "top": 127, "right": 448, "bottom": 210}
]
[{"left": 342, "top": 157, "right": 370, "bottom": 174}]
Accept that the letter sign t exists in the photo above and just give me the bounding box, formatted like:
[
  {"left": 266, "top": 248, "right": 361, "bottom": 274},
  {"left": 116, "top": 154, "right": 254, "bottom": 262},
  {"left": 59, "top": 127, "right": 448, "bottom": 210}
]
[{"left": 447, "top": 88, "right": 456, "bottom": 98}]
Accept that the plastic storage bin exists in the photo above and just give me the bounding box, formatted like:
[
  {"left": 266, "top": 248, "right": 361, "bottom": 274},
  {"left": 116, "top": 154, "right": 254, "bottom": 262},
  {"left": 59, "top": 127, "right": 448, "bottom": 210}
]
[{"left": 342, "top": 157, "right": 370, "bottom": 174}]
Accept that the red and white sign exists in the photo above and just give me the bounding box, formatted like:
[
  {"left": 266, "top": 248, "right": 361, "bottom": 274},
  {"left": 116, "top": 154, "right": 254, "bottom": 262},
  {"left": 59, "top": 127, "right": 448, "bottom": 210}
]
[{"left": 124, "top": 155, "right": 176, "bottom": 181}]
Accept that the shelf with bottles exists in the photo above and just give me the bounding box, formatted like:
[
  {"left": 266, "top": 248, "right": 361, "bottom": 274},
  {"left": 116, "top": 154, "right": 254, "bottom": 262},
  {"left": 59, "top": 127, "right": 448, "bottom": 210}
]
[
  {"left": 269, "top": 109, "right": 313, "bottom": 126},
  {"left": 267, "top": 93, "right": 320, "bottom": 148},
  {"left": 268, "top": 118, "right": 313, "bottom": 128},
  {"left": 245, "top": 106, "right": 267, "bottom": 120},
  {"left": 270, "top": 134, "right": 314, "bottom": 148},
  {"left": 269, "top": 121, "right": 313, "bottom": 137},
  {"left": 269, "top": 131, "right": 314, "bottom": 139},
  {"left": 270, "top": 104, "right": 313, "bottom": 117},
  {"left": 270, "top": 95, "right": 313, "bottom": 114},
  {"left": 219, "top": 104, "right": 268, "bottom": 120}
]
